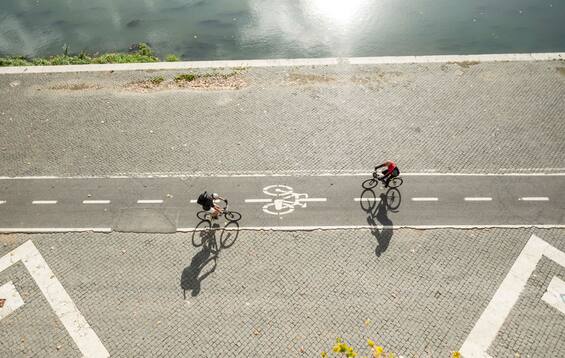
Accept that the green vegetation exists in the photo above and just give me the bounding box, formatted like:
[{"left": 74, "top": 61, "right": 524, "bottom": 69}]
[
  {"left": 165, "top": 54, "right": 179, "bottom": 62},
  {"left": 322, "top": 338, "right": 461, "bottom": 358},
  {"left": 150, "top": 76, "right": 165, "bottom": 85},
  {"left": 175, "top": 73, "right": 196, "bottom": 82},
  {"left": 0, "top": 43, "right": 160, "bottom": 66}
]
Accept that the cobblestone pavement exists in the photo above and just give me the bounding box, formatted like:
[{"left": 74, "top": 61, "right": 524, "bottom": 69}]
[
  {"left": 0, "top": 61, "right": 564, "bottom": 177},
  {"left": 1, "top": 228, "right": 564, "bottom": 357}
]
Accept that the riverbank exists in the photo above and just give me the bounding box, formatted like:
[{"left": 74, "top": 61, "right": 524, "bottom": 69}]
[{"left": 0, "top": 43, "right": 178, "bottom": 67}]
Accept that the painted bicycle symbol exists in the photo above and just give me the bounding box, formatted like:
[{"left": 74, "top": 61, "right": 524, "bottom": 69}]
[{"left": 247, "top": 185, "right": 326, "bottom": 216}]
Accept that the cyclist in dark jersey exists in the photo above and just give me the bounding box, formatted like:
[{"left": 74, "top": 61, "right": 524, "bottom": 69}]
[
  {"left": 197, "top": 192, "right": 226, "bottom": 220},
  {"left": 374, "top": 160, "right": 400, "bottom": 188}
]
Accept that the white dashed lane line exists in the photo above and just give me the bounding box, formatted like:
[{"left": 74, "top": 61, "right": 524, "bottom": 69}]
[
  {"left": 464, "top": 197, "right": 493, "bottom": 201},
  {"left": 82, "top": 200, "right": 111, "bottom": 204},
  {"left": 136, "top": 199, "right": 164, "bottom": 204},
  {"left": 32, "top": 200, "right": 57, "bottom": 205},
  {"left": 519, "top": 197, "right": 549, "bottom": 201},
  {"left": 245, "top": 199, "right": 272, "bottom": 203},
  {"left": 0, "top": 200, "right": 5, "bottom": 205},
  {"left": 354, "top": 198, "right": 381, "bottom": 202},
  {"left": 411, "top": 197, "right": 439, "bottom": 202}
]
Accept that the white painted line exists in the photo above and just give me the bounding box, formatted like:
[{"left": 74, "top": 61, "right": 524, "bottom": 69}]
[
  {"left": 1, "top": 52, "right": 562, "bottom": 74},
  {"left": 1, "top": 172, "right": 565, "bottom": 179},
  {"left": 137, "top": 199, "right": 163, "bottom": 204},
  {"left": 190, "top": 200, "right": 197, "bottom": 203},
  {"left": 301, "top": 198, "right": 327, "bottom": 202},
  {"left": 0, "top": 241, "right": 109, "bottom": 357},
  {"left": 0, "top": 281, "right": 25, "bottom": 321},
  {"left": 542, "top": 276, "right": 565, "bottom": 315},
  {"left": 82, "top": 200, "right": 111, "bottom": 204},
  {"left": 411, "top": 197, "right": 439, "bottom": 202},
  {"left": 0, "top": 200, "right": 5, "bottom": 204},
  {"left": 0, "top": 228, "right": 112, "bottom": 233},
  {"left": 519, "top": 197, "right": 549, "bottom": 201},
  {"left": 177, "top": 224, "right": 565, "bottom": 232},
  {"left": 460, "top": 235, "right": 565, "bottom": 357},
  {"left": 464, "top": 197, "right": 493, "bottom": 201},
  {"left": 354, "top": 198, "right": 381, "bottom": 202},
  {"left": 32, "top": 200, "right": 57, "bottom": 205},
  {"left": 245, "top": 198, "right": 273, "bottom": 203}
]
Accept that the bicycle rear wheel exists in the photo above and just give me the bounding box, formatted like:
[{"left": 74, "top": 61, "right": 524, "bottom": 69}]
[
  {"left": 224, "top": 211, "right": 242, "bottom": 222},
  {"left": 362, "top": 179, "right": 378, "bottom": 189},
  {"left": 388, "top": 177, "right": 403, "bottom": 188}
]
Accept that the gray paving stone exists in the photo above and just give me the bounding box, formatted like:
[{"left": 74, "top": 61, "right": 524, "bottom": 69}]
[
  {"left": 1, "top": 61, "right": 564, "bottom": 177},
  {"left": 0, "top": 228, "right": 564, "bottom": 356}
]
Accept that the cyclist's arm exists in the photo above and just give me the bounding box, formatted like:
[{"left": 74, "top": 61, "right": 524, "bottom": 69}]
[{"left": 374, "top": 164, "right": 385, "bottom": 171}]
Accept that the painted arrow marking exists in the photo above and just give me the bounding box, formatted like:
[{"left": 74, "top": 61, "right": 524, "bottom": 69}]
[{"left": 0, "top": 240, "right": 109, "bottom": 358}]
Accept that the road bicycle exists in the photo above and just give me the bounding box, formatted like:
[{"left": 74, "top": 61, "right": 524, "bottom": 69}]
[
  {"left": 362, "top": 171, "right": 403, "bottom": 190},
  {"left": 196, "top": 199, "right": 242, "bottom": 222}
]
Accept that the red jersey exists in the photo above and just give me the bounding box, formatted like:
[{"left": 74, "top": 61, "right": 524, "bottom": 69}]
[{"left": 384, "top": 160, "right": 397, "bottom": 172}]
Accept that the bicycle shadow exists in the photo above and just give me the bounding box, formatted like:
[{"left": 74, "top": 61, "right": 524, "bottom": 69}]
[
  {"left": 360, "top": 188, "right": 401, "bottom": 257},
  {"left": 181, "top": 220, "right": 240, "bottom": 298}
]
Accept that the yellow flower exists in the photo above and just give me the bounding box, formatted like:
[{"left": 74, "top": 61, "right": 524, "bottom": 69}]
[
  {"left": 452, "top": 352, "right": 461, "bottom": 358},
  {"left": 367, "top": 339, "right": 375, "bottom": 348},
  {"left": 321, "top": 352, "right": 328, "bottom": 358}
]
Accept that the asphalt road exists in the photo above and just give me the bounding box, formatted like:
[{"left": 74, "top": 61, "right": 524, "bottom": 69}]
[{"left": 0, "top": 174, "right": 563, "bottom": 232}]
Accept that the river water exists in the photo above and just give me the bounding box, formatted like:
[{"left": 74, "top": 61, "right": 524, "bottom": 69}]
[{"left": 1, "top": 0, "right": 564, "bottom": 60}]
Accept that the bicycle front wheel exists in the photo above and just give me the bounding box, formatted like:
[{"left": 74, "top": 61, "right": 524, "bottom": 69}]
[
  {"left": 224, "top": 211, "right": 242, "bottom": 222},
  {"left": 362, "top": 179, "right": 378, "bottom": 189},
  {"left": 388, "top": 177, "right": 403, "bottom": 188}
]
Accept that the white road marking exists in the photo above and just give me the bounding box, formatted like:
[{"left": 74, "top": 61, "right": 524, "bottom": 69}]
[
  {"left": 411, "top": 197, "right": 439, "bottom": 202},
  {"left": 301, "top": 198, "right": 327, "bottom": 202},
  {"left": 137, "top": 199, "right": 163, "bottom": 204},
  {"left": 0, "top": 200, "right": 5, "bottom": 204},
  {"left": 542, "top": 276, "right": 565, "bottom": 315},
  {"left": 464, "top": 197, "right": 493, "bottom": 201},
  {"left": 245, "top": 198, "right": 272, "bottom": 203},
  {"left": 1, "top": 224, "right": 565, "bottom": 234},
  {"left": 354, "top": 198, "right": 381, "bottom": 202},
  {"left": 82, "top": 200, "right": 111, "bottom": 204},
  {"left": 32, "top": 200, "right": 57, "bottom": 204},
  {"left": 460, "top": 235, "right": 565, "bottom": 357},
  {"left": 177, "top": 224, "right": 565, "bottom": 232},
  {"left": 189, "top": 200, "right": 197, "bottom": 203},
  {"left": 0, "top": 241, "right": 109, "bottom": 357},
  {"left": 0, "top": 281, "right": 25, "bottom": 320},
  {"left": 1, "top": 52, "right": 562, "bottom": 74},
  {"left": 519, "top": 197, "right": 549, "bottom": 201},
  {"left": 1, "top": 172, "right": 565, "bottom": 179},
  {"left": 0, "top": 228, "right": 112, "bottom": 233}
]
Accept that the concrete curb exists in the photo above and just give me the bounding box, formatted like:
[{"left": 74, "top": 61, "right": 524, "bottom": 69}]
[{"left": 0, "top": 52, "right": 563, "bottom": 75}]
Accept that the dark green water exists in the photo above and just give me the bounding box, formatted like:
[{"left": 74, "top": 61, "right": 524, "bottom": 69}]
[{"left": 1, "top": 0, "right": 564, "bottom": 60}]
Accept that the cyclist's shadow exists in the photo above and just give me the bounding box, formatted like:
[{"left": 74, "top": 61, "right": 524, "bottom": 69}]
[
  {"left": 360, "top": 189, "right": 401, "bottom": 257},
  {"left": 181, "top": 220, "right": 240, "bottom": 298}
]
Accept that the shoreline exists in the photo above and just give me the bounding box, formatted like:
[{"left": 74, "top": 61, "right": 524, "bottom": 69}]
[{"left": 1, "top": 52, "right": 563, "bottom": 75}]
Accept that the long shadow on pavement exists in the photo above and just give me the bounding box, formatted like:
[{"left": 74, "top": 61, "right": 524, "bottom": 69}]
[
  {"left": 360, "top": 188, "right": 402, "bottom": 257},
  {"left": 181, "top": 220, "right": 240, "bottom": 297}
]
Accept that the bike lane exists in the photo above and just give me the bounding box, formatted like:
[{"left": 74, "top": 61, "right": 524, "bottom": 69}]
[{"left": 0, "top": 174, "right": 563, "bottom": 232}]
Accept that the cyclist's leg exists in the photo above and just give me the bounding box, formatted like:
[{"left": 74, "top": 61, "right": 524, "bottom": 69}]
[
  {"left": 386, "top": 168, "right": 400, "bottom": 187},
  {"left": 208, "top": 207, "right": 218, "bottom": 220}
]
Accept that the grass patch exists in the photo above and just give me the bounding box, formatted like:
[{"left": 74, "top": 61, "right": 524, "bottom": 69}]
[
  {"left": 165, "top": 54, "right": 179, "bottom": 62},
  {"left": 150, "top": 76, "right": 165, "bottom": 85},
  {"left": 557, "top": 67, "right": 565, "bottom": 76},
  {"left": 0, "top": 42, "right": 159, "bottom": 66},
  {"left": 448, "top": 61, "right": 480, "bottom": 69},
  {"left": 175, "top": 73, "right": 196, "bottom": 82}
]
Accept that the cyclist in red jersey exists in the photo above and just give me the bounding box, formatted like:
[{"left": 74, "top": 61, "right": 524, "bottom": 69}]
[{"left": 374, "top": 160, "right": 400, "bottom": 188}]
